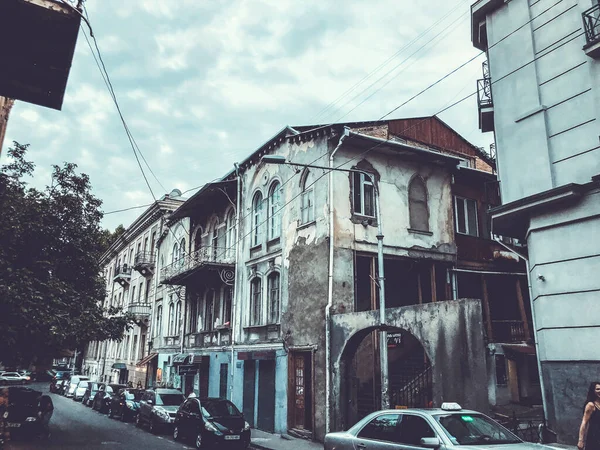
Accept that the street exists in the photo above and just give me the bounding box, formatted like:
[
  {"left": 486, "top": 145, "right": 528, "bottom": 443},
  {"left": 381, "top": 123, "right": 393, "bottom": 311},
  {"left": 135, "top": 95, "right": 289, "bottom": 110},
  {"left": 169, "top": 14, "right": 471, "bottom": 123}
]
[{"left": 4, "top": 382, "right": 194, "bottom": 450}]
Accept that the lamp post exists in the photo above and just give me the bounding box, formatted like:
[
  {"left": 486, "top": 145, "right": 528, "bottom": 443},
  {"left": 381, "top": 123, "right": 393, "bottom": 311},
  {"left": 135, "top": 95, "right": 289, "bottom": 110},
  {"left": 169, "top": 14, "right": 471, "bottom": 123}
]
[{"left": 261, "top": 155, "right": 389, "bottom": 410}]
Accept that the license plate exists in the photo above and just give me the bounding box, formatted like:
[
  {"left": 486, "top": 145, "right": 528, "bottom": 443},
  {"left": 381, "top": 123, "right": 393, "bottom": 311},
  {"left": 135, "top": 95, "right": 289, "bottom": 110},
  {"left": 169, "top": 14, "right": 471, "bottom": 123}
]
[
  {"left": 7, "top": 423, "right": 21, "bottom": 428},
  {"left": 224, "top": 435, "right": 240, "bottom": 440}
]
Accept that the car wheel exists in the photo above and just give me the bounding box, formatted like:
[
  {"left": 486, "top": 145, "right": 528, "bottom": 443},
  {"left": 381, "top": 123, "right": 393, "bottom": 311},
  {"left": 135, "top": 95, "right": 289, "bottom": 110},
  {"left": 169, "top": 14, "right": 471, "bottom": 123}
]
[
  {"left": 173, "top": 425, "right": 180, "bottom": 441},
  {"left": 195, "top": 432, "right": 203, "bottom": 449},
  {"left": 149, "top": 419, "right": 157, "bottom": 434},
  {"left": 108, "top": 407, "right": 113, "bottom": 418}
]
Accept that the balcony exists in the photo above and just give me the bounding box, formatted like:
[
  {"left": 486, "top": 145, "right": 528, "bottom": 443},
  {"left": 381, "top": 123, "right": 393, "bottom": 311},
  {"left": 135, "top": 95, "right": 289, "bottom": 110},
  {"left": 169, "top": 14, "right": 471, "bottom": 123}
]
[
  {"left": 583, "top": 3, "right": 600, "bottom": 58},
  {"left": 477, "top": 63, "right": 494, "bottom": 132},
  {"left": 491, "top": 320, "right": 529, "bottom": 343},
  {"left": 160, "top": 246, "right": 235, "bottom": 286},
  {"left": 187, "top": 328, "right": 232, "bottom": 348},
  {"left": 113, "top": 264, "right": 132, "bottom": 287},
  {"left": 133, "top": 251, "right": 155, "bottom": 277},
  {"left": 127, "top": 302, "right": 151, "bottom": 323}
]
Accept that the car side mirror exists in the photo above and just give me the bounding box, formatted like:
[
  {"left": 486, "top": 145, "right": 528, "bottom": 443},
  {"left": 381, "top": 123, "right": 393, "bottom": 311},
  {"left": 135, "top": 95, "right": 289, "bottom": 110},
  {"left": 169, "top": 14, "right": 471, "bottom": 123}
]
[
  {"left": 147, "top": 400, "right": 153, "bottom": 405},
  {"left": 420, "top": 437, "right": 440, "bottom": 448}
]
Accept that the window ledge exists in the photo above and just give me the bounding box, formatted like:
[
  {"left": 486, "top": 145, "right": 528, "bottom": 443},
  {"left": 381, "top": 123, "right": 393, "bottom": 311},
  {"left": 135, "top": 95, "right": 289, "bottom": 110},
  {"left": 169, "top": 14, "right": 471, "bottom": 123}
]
[
  {"left": 267, "top": 237, "right": 281, "bottom": 246},
  {"left": 244, "top": 324, "right": 267, "bottom": 331},
  {"left": 456, "top": 231, "right": 480, "bottom": 238},
  {"left": 408, "top": 228, "right": 433, "bottom": 236},
  {"left": 351, "top": 213, "right": 378, "bottom": 227},
  {"left": 296, "top": 220, "right": 316, "bottom": 231},
  {"left": 250, "top": 243, "right": 262, "bottom": 252}
]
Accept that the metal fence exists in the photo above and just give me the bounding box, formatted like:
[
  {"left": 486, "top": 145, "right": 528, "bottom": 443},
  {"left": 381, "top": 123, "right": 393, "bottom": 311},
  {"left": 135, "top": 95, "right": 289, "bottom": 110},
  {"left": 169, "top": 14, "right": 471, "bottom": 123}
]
[
  {"left": 495, "top": 413, "right": 556, "bottom": 444},
  {"left": 583, "top": 3, "right": 600, "bottom": 46}
]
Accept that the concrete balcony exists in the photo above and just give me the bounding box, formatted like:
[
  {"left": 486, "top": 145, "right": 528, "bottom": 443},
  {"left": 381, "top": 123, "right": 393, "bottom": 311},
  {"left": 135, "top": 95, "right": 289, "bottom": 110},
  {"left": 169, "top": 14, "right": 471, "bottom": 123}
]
[
  {"left": 133, "top": 251, "right": 155, "bottom": 277},
  {"left": 113, "top": 264, "right": 132, "bottom": 287},
  {"left": 187, "top": 328, "right": 232, "bottom": 348},
  {"left": 583, "top": 3, "right": 600, "bottom": 58},
  {"left": 160, "top": 246, "right": 235, "bottom": 286},
  {"left": 127, "top": 302, "right": 151, "bottom": 323}
]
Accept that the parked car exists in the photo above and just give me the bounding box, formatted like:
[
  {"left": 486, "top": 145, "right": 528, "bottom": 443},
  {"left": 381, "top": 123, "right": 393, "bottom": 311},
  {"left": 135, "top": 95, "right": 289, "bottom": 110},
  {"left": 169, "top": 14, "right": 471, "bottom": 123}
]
[
  {"left": 49, "top": 371, "right": 70, "bottom": 393},
  {"left": 92, "top": 383, "right": 126, "bottom": 413},
  {"left": 55, "top": 379, "right": 69, "bottom": 396},
  {"left": 64, "top": 375, "right": 89, "bottom": 398},
  {"left": 108, "top": 388, "right": 144, "bottom": 422},
  {"left": 173, "top": 397, "right": 251, "bottom": 449},
  {"left": 17, "top": 371, "right": 32, "bottom": 382},
  {"left": 137, "top": 388, "right": 185, "bottom": 434},
  {"left": 82, "top": 382, "right": 101, "bottom": 407},
  {"left": 0, "top": 386, "right": 43, "bottom": 439},
  {"left": 323, "top": 402, "right": 547, "bottom": 450},
  {"left": 72, "top": 380, "right": 90, "bottom": 402},
  {"left": 0, "top": 372, "right": 27, "bottom": 385}
]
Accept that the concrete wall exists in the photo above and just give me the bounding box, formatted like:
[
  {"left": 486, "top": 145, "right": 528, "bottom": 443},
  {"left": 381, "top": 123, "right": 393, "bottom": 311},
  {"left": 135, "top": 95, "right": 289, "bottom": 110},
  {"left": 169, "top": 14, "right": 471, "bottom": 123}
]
[
  {"left": 330, "top": 298, "right": 488, "bottom": 431},
  {"left": 486, "top": 0, "right": 600, "bottom": 204}
]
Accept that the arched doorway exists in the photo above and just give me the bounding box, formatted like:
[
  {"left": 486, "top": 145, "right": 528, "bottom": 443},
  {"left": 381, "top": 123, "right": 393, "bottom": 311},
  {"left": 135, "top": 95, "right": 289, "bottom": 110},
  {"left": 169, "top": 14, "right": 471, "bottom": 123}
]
[{"left": 345, "top": 327, "right": 432, "bottom": 426}]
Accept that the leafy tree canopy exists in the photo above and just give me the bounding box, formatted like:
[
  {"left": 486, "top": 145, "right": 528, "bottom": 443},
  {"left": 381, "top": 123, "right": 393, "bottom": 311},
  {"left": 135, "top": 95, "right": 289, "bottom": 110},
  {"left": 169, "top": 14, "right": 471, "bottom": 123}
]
[
  {"left": 100, "top": 224, "right": 126, "bottom": 253},
  {"left": 0, "top": 142, "right": 133, "bottom": 368}
]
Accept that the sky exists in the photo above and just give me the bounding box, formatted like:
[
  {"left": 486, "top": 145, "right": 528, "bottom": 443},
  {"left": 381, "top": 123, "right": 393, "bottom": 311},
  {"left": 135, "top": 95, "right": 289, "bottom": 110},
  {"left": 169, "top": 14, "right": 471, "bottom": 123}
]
[{"left": 3, "top": 0, "right": 493, "bottom": 231}]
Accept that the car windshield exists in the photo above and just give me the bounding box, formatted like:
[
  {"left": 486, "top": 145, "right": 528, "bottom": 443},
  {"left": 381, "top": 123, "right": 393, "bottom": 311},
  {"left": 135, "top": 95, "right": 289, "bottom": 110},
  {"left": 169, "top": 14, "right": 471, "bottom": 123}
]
[
  {"left": 125, "top": 390, "right": 143, "bottom": 401},
  {"left": 3, "top": 373, "right": 19, "bottom": 377},
  {"left": 201, "top": 400, "right": 240, "bottom": 418},
  {"left": 436, "top": 413, "right": 521, "bottom": 445},
  {"left": 78, "top": 382, "right": 89, "bottom": 388},
  {"left": 156, "top": 393, "right": 184, "bottom": 406}
]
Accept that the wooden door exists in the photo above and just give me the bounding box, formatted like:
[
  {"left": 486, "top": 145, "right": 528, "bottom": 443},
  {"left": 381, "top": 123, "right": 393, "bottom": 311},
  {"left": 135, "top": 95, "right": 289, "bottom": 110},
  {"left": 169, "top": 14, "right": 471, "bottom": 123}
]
[
  {"left": 289, "top": 352, "right": 312, "bottom": 431},
  {"left": 257, "top": 360, "right": 276, "bottom": 433}
]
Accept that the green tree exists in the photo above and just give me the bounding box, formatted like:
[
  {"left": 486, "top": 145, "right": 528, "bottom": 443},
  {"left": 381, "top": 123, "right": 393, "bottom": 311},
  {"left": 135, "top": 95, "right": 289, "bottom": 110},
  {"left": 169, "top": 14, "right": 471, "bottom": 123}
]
[
  {"left": 100, "top": 224, "right": 126, "bottom": 253},
  {"left": 0, "top": 142, "right": 133, "bottom": 367}
]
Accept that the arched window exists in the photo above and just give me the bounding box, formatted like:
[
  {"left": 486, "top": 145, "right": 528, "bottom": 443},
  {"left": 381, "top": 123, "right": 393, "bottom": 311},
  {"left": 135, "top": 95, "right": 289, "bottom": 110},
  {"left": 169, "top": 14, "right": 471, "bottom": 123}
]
[
  {"left": 252, "top": 192, "right": 263, "bottom": 247},
  {"left": 172, "top": 242, "right": 179, "bottom": 264},
  {"left": 131, "top": 286, "right": 136, "bottom": 306},
  {"left": 193, "top": 227, "right": 203, "bottom": 252},
  {"left": 168, "top": 300, "right": 175, "bottom": 336},
  {"left": 205, "top": 290, "right": 215, "bottom": 331},
  {"left": 267, "top": 272, "right": 280, "bottom": 324},
  {"left": 211, "top": 220, "right": 219, "bottom": 261},
  {"left": 180, "top": 238, "right": 186, "bottom": 258},
  {"left": 408, "top": 176, "right": 429, "bottom": 232},
  {"left": 268, "top": 181, "right": 281, "bottom": 240},
  {"left": 175, "top": 301, "right": 181, "bottom": 335},
  {"left": 300, "top": 169, "right": 315, "bottom": 224},
  {"left": 250, "top": 277, "right": 262, "bottom": 326},
  {"left": 155, "top": 305, "right": 163, "bottom": 337},
  {"left": 226, "top": 209, "right": 236, "bottom": 259}
]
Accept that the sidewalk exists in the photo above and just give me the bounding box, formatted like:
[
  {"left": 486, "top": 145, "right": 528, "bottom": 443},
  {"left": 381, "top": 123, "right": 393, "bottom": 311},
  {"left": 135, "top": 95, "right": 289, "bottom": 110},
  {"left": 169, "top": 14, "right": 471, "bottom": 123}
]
[{"left": 251, "top": 428, "right": 323, "bottom": 450}]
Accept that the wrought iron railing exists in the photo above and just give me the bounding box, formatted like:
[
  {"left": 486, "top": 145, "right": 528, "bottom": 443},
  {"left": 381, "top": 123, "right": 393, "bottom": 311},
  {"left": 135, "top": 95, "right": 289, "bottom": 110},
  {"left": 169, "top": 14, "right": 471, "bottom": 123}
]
[
  {"left": 495, "top": 413, "right": 555, "bottom": 443},
  {"left": 134, "top": 251, "right": 155, "bottom": 267},
  {"left": 390, "top": 365, "right": 432, "bottom": 408},
  {"left": 114, "top": 264, "right": 132, "bottom": 278},
  {"left": 477, "top": 77, "right": 493, "bottom": 108},
  {"left": 583, "top": 3, "right": 600, "bottom": 46},
  {"left": 491, "top": 320, "right": 526, "bottom": 343},
  {"left": 160, "top": 246, "right": 234, "bottom": 282}
]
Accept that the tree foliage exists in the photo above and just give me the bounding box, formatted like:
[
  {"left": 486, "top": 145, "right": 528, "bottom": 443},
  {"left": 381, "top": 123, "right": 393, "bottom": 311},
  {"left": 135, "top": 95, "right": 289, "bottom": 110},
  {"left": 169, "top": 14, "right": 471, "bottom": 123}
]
[
  {"left": 0, "top": 142, "right": 133, "bottom": 367},
  {"left": 100, "top": 224, "right": 126, "bottom": 253}
]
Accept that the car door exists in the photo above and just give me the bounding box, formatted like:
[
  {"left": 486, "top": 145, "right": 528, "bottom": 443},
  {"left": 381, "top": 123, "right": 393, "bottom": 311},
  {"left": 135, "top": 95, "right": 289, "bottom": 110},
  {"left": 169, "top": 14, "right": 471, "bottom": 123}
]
[
  {"left": 394, "top": 414, "right": 440, "bottom": 450},
  {"left": 188, "top": 399, "right": 203, "bottom": 437},
  {"left": 177, "top": 400, "right": 191, "bottom": 435},
  {"left": 94, "top": 384, "right": 105, "bottom": 409},
  {"left": 354, "top": 413, "right": 403, "bottom": 449}
]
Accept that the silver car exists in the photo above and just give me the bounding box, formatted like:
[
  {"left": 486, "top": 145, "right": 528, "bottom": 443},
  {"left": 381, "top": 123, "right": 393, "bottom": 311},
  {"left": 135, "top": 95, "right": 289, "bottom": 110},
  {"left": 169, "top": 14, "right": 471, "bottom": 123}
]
[{"left": 324, "top": 403, "right": 556, "bottom": 450}]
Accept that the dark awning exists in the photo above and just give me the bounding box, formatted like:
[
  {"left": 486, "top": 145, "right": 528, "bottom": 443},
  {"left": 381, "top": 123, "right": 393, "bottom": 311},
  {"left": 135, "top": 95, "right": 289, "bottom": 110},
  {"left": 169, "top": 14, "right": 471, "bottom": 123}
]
[
  {"left": 169, "top": 180, "right": 236, "bottom": 222},
  {"left": 171, "top": 353, "right": 192, "bottom": 365},
  {"left": 111, "top": 363, "right": 127, "bottom": 370},
  {"left": 136, "top": 352, "right": 158, "bottom": 367}
]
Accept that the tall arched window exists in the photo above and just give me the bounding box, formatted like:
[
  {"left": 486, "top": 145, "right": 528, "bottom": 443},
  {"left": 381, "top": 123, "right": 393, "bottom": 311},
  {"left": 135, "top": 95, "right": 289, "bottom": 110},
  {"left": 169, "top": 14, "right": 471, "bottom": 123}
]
[
  {"left": 211, "top": 220, "right": 219, "bottom": 261},
  {"left": 168, "top": 301, "right": 175, "bottom": 336},
  {"left": 172, "top": 242, "right": 179, "bottom": 264},
  {"left": 268, "top": 181, "right": 281, "bottom": 240},
  {"left": 250, "top": 277, "right": 262, "bottom": 326},
  {"left": 175, "top": 301, "right": 181, "bottom": 335},
  {"left": 205, "top": 290, "right": 215, "bottom": 331},
  {"left": 300, "top": 169, "right": 314, "bottom": 224},
  {"left": 252, "top": 192, "right": 263, "bottom": 246},
  {"left": 408, "top": 176, "right": 429, "bottom": 232},
  {"left": 180, "top": 238, "right": 186, "bottom": 258},
  {"left": 155, "top": 305, "right": 163, "bottom": 337},
  {"left": 267, "top": 272, "right": 280, "bottom": 324},
  {"left": 226, "top": 209, "right": 236, "bottom": 259}
]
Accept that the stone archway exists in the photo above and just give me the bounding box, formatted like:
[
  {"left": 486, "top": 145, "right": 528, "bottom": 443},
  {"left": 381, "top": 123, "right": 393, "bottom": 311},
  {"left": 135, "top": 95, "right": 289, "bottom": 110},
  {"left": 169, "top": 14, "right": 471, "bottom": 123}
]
[{"left": 330, "top": 299, "right": 488, "bottom": 431}]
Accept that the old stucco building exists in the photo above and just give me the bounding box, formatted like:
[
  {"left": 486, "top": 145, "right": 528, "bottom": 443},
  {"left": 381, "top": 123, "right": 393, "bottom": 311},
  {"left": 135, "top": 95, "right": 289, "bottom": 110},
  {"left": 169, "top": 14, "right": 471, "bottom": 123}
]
[{"left": 471, "top": 0, "right": 600, "bottom": 442}]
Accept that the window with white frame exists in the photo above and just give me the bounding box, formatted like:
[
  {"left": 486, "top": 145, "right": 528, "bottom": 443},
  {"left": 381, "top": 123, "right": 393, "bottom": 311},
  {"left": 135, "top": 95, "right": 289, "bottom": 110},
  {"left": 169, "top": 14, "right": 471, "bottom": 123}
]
[
  {"left": 204, "top": 290, "right": 215, "bottom": 331},
  {"left": 268, "top": 181, "right": 281, "bottom": 240},
  {"left": 353, "top": 171, "right": 375, "bottom": 217},
  {"left": 175, "top": 301, "right": 181, "bottom": 335},
  {"left": 267, "top": 272, "right": 280, "bottom": 324},
  {"left": 250, "top": 277, "right": 262, "bottom": 326},
  {"left": 455, "top": 196, "right": 479, "bottom": 237},
  {"left": 172, "top": 242, "right": 179, "bottom": 264},
  {"left": 189, "top": 294, "right": 198, "bottom": 333},
  {"left": 132, "top": 335, "right": 138, "bottom": 362},
  {"left": 226, "top": 209, "right": 236, "bottom": 259},
  {"left": 155, "top": 304, "right": 163, "bottom": 337},
  {"left": 300, "top": 169, "right": 314, "bottom": 224},
  {"left": 252, "top": 192, "right": 264, "bottom": 247},
  {"left": 168, "top": 300, "right": 175, "bottom": 336},
  {"left": 211, "top": 221, "right": 219, "bottom": 261},
  {"left": 408, "top": 176, "right": 429, "bottom": 231},
  {"left": 222, "top": 287, "right": 232, "bottom": 327},
  {"left": 131, "top": 286, "right": 136, "bottom": 305},
  {"left": 180, "top": 238, "right": 186, "bottom": 260}
]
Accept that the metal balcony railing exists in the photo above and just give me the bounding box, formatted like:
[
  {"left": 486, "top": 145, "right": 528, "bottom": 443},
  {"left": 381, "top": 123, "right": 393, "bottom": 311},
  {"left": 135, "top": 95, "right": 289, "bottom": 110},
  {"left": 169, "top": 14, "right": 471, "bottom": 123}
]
[
  {"left": 134, "top": 251, "right": 155, "bottom": 267},
  {"left": 160, "top": 246, "right": 235, "bottom": 283},
  {"left": 114, "top": 264, "right": 132, "bottom": 279},
  {"left": 127, "top": 302, "right": 151, "bottom": 318},
  {"left": 477, "top": 77, "right": 493, "bottom": 108},
  {"left": 491, "top": 320, "right": 527, "bottom": 343},
  {"left": 583, "top": 3, "right": 600, "bottom": 46}
]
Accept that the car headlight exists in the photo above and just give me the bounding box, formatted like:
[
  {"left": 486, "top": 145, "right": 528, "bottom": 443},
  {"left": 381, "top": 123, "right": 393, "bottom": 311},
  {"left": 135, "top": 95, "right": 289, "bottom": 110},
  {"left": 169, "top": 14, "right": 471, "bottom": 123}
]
[
  {"left": 243, "top": 421, "right": 250, "bottom": 431},
  {"left": 205, "top": 421, "right": 219, "bottom": 432},
  {"left": 26, "top": 417, "right": 37, "bottom": 422},
  {"left": 154, "top": 407, "right": 170, "bottom": 420},
  {"left": 126, "top": 401, "right": 135, "bottom": 409}
]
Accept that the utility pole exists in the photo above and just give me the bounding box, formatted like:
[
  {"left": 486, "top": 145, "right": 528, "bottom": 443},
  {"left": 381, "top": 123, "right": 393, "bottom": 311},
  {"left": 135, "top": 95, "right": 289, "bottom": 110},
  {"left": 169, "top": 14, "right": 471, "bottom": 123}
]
[{"left": 0, "top": 97, "right": 15, "bottom": 157}]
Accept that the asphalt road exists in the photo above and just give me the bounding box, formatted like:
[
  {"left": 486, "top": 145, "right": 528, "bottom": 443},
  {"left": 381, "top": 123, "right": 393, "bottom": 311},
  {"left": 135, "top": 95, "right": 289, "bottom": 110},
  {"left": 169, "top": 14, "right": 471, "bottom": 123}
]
[{"left": 4, "top": 382, "right": 195, "bottom": 450}]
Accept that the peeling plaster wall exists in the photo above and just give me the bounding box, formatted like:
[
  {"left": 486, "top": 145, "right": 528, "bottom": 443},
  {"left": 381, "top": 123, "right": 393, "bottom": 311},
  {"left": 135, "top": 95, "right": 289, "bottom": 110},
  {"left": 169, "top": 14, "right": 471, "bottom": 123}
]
[{"left": 330, "top": 298, "right": 488, "bottom": 431}]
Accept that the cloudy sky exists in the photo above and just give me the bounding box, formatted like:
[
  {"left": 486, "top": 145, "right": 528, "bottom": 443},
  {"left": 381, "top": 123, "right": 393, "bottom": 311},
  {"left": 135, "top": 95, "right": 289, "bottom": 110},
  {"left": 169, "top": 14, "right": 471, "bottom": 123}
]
[{"left": 3, "top": 0, "right": 493, "bottom": 231}]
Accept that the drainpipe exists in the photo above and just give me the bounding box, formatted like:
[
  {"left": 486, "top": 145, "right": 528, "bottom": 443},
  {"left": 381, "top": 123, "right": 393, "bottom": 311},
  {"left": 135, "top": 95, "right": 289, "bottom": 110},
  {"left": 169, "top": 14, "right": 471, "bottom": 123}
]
[
  {"left": 491, "top": 227, "right": 548, "bottom": 423},
  {"left": 326, "top": 127, "right": 349, "bottom": 434},
  {"left": 230, "top": 163, "right": 242, "bottom": 402}
]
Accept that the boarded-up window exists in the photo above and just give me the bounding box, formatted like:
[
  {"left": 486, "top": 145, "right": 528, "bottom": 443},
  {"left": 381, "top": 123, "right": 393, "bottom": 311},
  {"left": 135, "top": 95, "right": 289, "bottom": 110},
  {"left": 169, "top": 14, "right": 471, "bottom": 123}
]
[{"left": 409, "top": 177, "right": 429, "bottom": 231}]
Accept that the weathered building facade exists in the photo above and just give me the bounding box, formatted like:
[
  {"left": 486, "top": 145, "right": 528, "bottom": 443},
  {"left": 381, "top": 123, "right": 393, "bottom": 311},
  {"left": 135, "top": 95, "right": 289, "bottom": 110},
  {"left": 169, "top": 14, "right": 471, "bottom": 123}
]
[{"left": 471, "top": 0, "right": 600, "bottom": 442}]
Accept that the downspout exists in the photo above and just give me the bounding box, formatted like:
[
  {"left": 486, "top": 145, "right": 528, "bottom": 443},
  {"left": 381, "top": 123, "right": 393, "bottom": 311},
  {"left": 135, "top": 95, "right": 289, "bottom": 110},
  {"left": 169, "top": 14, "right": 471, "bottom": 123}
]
[
  {"left": 150, "top": 213, "right": 165, "bottom": 386},
  {"left": 326, "top": 127, "right": 350, "bottom": 434},
  {"left": 491, "top": 225, "right": 548, "bottom": 423},
  {"left": 230, "top": 163, "right": 242, "bottom": 402}
]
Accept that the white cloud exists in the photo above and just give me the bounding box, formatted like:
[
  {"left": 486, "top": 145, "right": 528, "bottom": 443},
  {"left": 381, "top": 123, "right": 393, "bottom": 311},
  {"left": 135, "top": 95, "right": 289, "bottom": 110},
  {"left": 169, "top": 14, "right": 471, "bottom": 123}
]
[{"left": 19, "top": 109, "right": 39, "bottom": 122}]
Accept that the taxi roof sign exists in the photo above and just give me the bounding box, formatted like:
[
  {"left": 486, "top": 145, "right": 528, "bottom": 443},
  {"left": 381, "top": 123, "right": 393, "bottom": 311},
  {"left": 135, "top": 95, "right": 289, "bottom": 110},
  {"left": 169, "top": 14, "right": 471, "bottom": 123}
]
[{"left": 441, "top": 402, "right": 462, "bottom": 411}]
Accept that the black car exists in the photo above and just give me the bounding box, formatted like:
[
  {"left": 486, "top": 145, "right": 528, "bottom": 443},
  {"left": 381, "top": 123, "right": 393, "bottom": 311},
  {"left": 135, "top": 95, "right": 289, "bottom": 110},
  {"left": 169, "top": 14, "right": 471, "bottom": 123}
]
[
  {"left": 55, "top": 379, "right": 69, "bottom": 395},
  {"left": 92, "top": 383, "right": 126, "bottom": 413},
  {"left": 108, "top": 388, "right": 143, "bottom": 422},
  {"left": 49, "top": 371, "right": 70, "bottom": 393},
  {"left": 173, "top": 397, "right": 250, "bottom": 449},
  {"left": 82, "top": 382, "right": 101, "bottom": 407},
  {"left": 0, "top": 386, "right": 43, "bottom": 440}
]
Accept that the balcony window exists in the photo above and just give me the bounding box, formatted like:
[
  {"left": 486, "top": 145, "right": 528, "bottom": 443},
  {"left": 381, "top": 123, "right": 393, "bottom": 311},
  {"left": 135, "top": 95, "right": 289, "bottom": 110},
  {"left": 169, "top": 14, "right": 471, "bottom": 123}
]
[
  {"left": 408, "top": 176, "right": 429, "bottom": 232},
  {"left": 252, "top": 192, "right": 264, "bottom": 247},
  {"left": 222, "top": 287, "right": 232, "bottom": 326},
  {"left": 268, "top": 181, "right": 281, "bottom": 240},
  {"left": 250, "top": 277, "right": 262, "bottom": 326},
  {"left": 175, "top": 301, "right": 181, "bottom": 335},
  {"left": 205, "top": 290, "right": 215, "bottom": 331},
  {"left": 300, "top": 169, "right": 314, "bottom": 224},
  {"left": 353, "top": 172, "right": 375, "bottom": 217},
  {"left": 155, "top": 304, "right": 163, "bottom": 337},
  {"left": 226, "top": 209, "right": 236, "bottom": 259},
  {"left": 189, "top": 294, "right": 198, "bottom": 333},
  {"left": 455, "top": 196, "right": 479, "bottom": 237},
  {"left": 268, "top": 272, "right": 280, "bottom": 324}
]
